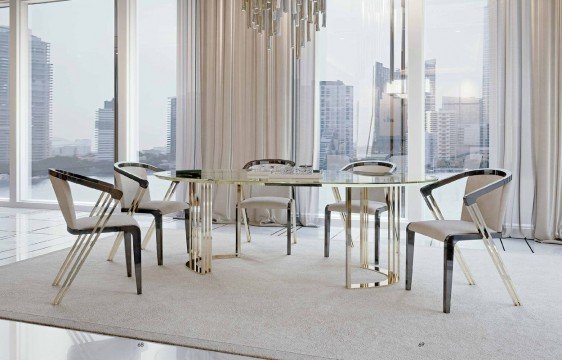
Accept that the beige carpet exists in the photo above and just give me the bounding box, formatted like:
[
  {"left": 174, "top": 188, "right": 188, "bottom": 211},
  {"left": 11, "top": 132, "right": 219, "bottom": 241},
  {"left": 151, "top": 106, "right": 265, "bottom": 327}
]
[{"left": 0, "top": 228, "right": 561, "bottom": 359}]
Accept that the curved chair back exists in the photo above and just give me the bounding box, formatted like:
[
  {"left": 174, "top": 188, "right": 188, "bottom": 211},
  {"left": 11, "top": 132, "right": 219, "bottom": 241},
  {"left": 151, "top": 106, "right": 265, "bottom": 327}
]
[
  {"left": 114, "top": 162, "right": 157, "bottom": 208},
  {"left": 460, "top": 169, "right": 512, "bottom": 233},
  {"left": 242, "top": 159, "right": 295, "bottom": 204},
  {"left": 341, "top": 161, "right": 396, "bottom": 202},
  {"left": 243, "top": 159, "right": 296, "bottom": 170},
  {"left": 49, "top": 169, "right": 122, "bottom": 230},
  {"left": 341, "top": 161, "right": 396, "bottom": 175},
  {"left": 50, "top": 171, "right": 78, "bottom": 229}
]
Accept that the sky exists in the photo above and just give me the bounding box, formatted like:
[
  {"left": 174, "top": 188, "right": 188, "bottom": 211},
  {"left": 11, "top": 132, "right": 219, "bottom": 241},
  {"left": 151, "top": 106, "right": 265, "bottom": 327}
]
[
  {"left": 1, "top": 0, "right": 176, "bottom": 152},
  {"left": 1, "top": 0, "right": 485, "bottom": 153}
]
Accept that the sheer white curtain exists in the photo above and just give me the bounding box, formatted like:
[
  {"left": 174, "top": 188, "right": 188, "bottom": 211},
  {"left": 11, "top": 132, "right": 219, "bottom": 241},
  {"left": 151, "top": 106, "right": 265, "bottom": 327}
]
[
  {"left": 491, "top": 0, "right": 562, "bottom": 243},
  {"left": 531, "top": 0, "right": 562, "bottom": 243},
  {"left": 177, "top": 0, "right": 317, "bottom": 224}
]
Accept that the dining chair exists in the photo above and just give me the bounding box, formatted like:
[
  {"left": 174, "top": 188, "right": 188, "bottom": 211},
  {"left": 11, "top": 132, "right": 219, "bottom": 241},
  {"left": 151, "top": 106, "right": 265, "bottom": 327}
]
[
  {"left": 324, "top": 161, "right": 396, "bottom": 261},
  {"left": 49, "top": 169, "right": 142, "bottom": 305},
  {"left": 107, "top": 162, "right": 190, "bottom": 265},
  {"left": 236, "top": 159, "right": 297, "bottom": 255},
  {"left": 405, "top": 169, "right": 521, "bottom": 313}
]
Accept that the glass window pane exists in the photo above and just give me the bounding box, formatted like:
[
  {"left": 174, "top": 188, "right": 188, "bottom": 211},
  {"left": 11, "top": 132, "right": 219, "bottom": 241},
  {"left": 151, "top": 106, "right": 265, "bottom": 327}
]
[
  {"left": 315, "top": 0, "right": 406, "bottom": 213},
  {"left": 138, "top": 0, "right": 177, "bottom": 199},
  {"left": 424, "top": 0, "right": 489, "bottom": 219},
  {"left": 0, "top": 7, "right": 9, "bottom": 200},
  {"left": 27, "top": 0, "right": 114, "bottom": 203}
]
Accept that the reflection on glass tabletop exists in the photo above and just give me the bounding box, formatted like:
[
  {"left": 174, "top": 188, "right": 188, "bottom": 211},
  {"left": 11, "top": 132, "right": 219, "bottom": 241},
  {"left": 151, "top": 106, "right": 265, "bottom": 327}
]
[{"left": 155, "top": 169, "right": 437, "bottom": 187}]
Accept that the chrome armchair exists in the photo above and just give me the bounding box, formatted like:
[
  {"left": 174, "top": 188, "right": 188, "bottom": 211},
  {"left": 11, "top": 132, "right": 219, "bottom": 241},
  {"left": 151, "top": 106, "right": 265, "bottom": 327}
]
[
  {"left": 406, "top": 169, "right": 521, "bottom": 313},
  {"left": 49, "top": 169, "right": 142, "bottom": 305},
  {"left": 236, "top": 159, "right": 297, "bottom": 255},
  {"left": 324, "top": 161, "right": 395, "bottom": 260},
  {"left": 107, "top": 162, "right": 190, "bottom": 265}
]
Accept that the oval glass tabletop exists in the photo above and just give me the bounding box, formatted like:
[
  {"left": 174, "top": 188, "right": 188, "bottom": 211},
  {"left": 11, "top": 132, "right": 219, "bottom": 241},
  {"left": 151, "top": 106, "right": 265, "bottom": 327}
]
[{"left": 155, "top": 169, "right": 437, "bottom": 187}]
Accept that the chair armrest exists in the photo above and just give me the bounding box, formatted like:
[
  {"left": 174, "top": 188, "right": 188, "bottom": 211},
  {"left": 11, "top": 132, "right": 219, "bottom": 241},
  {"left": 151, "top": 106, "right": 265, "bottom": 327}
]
[
  {"left": 49, "top": 169, "right": 122, "bottom": 200},
  {"left": 420, "top": 172, "right": 474, "bottom": 197},
  {"left": 114, "top": 162, "right": 164, "bottom": 189},
  {"left": 463, "top": 170, "right": 512, "bottom": 206}
]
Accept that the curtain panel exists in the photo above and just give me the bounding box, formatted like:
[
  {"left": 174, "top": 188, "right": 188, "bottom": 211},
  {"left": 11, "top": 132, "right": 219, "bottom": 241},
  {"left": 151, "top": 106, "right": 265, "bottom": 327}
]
[
  {"left": 192, "top": 0, "right": 317, "bottom": 224},
  {"left": 531, "top": 0, "right": 562, "bottom": 243},
  {"left": 491, "top": 0, "right": 562, "bottom": 243}
]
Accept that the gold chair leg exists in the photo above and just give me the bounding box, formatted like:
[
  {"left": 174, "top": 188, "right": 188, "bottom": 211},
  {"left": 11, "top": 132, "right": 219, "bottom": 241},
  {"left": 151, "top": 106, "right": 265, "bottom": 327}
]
[
  {"left": 141, "top": 221, "right": 156, "bottom": 250},
  {"left": 454, "top": 246, "right": 476, "bottom": 285},
  {"left": 242, "top": 209, "right": 251, "bottom": 242},
  {"left": 292, "top": 200, "right": 297, "bottom": 244},
  {"left": 467, "top": 204, "right": 521, "bottom": 306}
]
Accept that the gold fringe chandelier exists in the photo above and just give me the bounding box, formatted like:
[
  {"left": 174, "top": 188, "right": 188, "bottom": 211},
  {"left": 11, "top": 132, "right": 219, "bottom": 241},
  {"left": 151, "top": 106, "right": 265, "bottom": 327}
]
[{"left": 242, "top": 0, "right": 327, "bottom": 59}]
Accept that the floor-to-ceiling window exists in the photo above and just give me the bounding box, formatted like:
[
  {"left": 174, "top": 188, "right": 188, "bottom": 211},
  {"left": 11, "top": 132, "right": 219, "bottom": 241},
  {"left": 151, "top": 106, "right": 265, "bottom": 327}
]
[
  {"left": 25, "top": 0, "right": 114, "bottom": 203},
  {"left": 0, "top": 5, "right": 8, "bottom": 200},
  {"left": 315, "top": 0, "right": 406, "bottom": 213},
  {"left": 137, "top": 0, "right": 177, "bottom": 199},
  {"left": 424, "top": 0, "right": 490, "bottom": 219}
]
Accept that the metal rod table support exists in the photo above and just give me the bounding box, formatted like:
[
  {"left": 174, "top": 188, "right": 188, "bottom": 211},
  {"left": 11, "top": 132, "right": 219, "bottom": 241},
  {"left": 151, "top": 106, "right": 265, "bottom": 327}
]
[{"left": 345, "top": 185, "right": 401, "bottom": 289}]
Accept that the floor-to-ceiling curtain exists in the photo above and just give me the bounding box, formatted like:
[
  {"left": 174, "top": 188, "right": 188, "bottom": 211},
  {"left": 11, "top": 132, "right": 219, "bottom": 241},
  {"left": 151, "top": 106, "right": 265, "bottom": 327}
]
[
  {"left": 490, "top": 0, "right": 535, "bottom": 239},
  {"left": 185, "top": 0, "right": 317, "bottom": 224},
  {"left": 531, "top": 0, "right": 562, "bottom": 243},
  {"left": 491, "top": 0, "right": 562, "bottom": 243}
]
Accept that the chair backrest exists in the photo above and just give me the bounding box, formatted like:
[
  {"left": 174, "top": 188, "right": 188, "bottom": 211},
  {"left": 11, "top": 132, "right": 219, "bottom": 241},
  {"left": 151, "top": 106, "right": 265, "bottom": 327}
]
[
  {"left": 460, "top": 171, "right": 511, "bottom": 233},
  {"left": 342, "top": 161, "right": 396, "bottom": 202},
  {"left": 49, "top": 172, "right": 78, "bottom": 229},
  {"left": 243, "top": 159, "right": 295, "bottom": 199},
  {"left": 114, "top": 164, "right": 152, "bottom": 208},
  {"left": 243, "top": 159, "right": 296, "bottom": 169}
]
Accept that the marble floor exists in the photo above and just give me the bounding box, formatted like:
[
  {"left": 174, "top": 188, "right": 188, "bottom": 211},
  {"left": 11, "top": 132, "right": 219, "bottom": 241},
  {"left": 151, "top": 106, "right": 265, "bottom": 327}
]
[{"left": 0, "top": 206, "right": 558, "bottom": 360}]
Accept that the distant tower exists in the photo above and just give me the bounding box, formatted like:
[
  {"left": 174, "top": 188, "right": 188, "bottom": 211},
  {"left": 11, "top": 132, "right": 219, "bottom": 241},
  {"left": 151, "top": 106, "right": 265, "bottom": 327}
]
[
  {"left": 95, "top": 99, "right": 114, "bottom": 161},
  {"left": 30, "top": 33, "right": 53, "bottom": 162},
  {"left": 0, "top": 27, "right": 9, "bottom": 166},
  {"left": 425, "top": 59, "right": 437, "bottom": 112},
  {"left": 371, "top": 62, "right": 390, "bottom": 156},
  {"left": 481, "top": 5, "right": 491, "bottom": 151},
  {"left": 319, "top": 80, "right": 354, "bottom": 170},
  {"left": 167, "top": 97, "right": 176, "bottom": 164},
  {"left": 0, "top": 27, "right": 53, "bottom": 164}
]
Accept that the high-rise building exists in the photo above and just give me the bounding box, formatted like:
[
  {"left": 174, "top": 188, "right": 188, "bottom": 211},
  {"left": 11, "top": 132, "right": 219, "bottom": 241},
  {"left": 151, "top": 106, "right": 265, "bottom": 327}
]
[
  {"left": 425, "top": 59, "right": 437, "bottom": 112},
  {"left": 30, "top": 33, "right": 53, "bottom": 162},
  {"left": 95, "top": 99, "right": 114, "bottom": 161},
  {"left": 0, "top": 27, "right": 9, "bottom": 168},
  {"left": 481, "top": 5, "right": 491, "bottom": 152},
  {"left": 319, "top": 80, "right": 354, "bottom": 170},
  {"left": 167, "top": 97, "right": 176, "bottom": 163},
  {"left": 435, "top": 111, "right": 458, "bottom": 162},
  {"left": 0, "top": 27, "right": 53, "bottom": 165}
]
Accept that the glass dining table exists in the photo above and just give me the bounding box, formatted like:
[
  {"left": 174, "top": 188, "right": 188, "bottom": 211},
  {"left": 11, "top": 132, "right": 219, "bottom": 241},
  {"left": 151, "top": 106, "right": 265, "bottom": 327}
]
[{"left": 155, "top": 169, "right": 436, "bottom": 289}]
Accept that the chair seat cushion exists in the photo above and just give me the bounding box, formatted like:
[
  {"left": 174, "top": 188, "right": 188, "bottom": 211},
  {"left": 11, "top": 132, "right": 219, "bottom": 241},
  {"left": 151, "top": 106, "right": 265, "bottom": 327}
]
[
  {"left": 327, "top": 200, "right": 387, "bottom": 215},
  {"left": 74, "top": 214, "right": 139, "bottom": 231},
  {"left": 408, "top": 220, "right": 480, "bottom": 242},
  {"left": 239, "top": 196, "right": 292, "bottom": 209},
  {"left": 137, "top": 200, "right": 190, "bottom": 215}
]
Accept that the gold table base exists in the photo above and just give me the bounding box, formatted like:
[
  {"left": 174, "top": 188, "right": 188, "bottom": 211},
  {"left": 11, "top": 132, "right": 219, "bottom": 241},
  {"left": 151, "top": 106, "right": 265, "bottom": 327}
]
[{"left": 348, "top": 265, "right": 400, "bottom": 289}]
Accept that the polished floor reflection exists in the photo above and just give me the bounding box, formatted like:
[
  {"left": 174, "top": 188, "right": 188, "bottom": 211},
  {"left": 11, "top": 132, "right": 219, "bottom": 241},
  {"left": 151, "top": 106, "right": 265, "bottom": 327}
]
[{"left": 0, "top": 206, "right": 554, "bottom": 360}]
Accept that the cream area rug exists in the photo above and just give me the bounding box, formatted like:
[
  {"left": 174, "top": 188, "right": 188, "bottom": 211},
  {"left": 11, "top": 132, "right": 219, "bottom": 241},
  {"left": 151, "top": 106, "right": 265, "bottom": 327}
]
[{"left": 0, "top": 227, "right": 560, "bottom": 360}]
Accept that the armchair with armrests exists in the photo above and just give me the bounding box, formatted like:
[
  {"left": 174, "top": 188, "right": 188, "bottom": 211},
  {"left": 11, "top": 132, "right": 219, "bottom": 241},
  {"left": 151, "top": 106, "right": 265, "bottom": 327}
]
[
  {"left": 107, "top": 162, "right": 190, "bottom": 265},
  {"left": 49, "top": 169, "right": 142, "bottom": 305},
  {"left": 324, "top": 161, "right": 396, "bottom": 261},
  {"left": 236, "top": 159, "right": 298, "bottom": 255},
  {"left": 406, "top": 169, "right": 521, "bottom": 313}
]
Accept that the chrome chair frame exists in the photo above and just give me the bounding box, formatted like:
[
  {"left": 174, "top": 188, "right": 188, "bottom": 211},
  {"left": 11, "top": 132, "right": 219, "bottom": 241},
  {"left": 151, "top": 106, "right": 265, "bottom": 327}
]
[
  {"left": 406, "top": 169, "right": 521, "bottom": 313},
  {"left": 107, "top": 162, "right": 190, "bottom": 266},
  {"left": 325, "top": 161, "right": 395, "bottom": 264},
  {"left": 236, "top": 159, "right": 298, "bottom": 255},
  {"left": 49, "top": 169, "right": 142, "bottom": 305}
]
